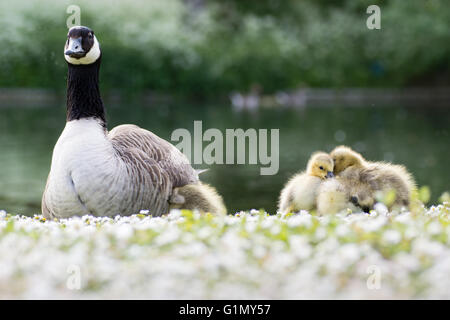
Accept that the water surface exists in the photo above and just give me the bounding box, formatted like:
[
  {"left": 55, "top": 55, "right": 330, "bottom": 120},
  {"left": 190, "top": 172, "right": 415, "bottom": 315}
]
[{"left": 0, "top": 103, "right": 448, "bottom": 215}]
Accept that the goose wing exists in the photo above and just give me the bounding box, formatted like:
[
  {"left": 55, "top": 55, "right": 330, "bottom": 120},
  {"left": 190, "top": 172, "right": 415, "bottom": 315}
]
[{"left": 108, "top": 124, "right": 199, "bottom": 188}]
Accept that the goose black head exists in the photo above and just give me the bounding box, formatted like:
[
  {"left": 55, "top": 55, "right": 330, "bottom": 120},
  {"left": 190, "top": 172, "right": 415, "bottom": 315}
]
[{"left": 64, "top": 26, "right": 101, "bottom": 65}]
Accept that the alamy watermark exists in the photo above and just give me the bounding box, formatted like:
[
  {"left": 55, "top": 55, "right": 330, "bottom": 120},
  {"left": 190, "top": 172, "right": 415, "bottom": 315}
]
[
  {"left": 66, "top": 5, "right": 81, "bottom": 28},
  {"left": 66, "top": 264, "right": 81, "bottom": 290},
  {"left": 366, "top": 265, "right": 381, "bottom": 290},
  {"left": 171, "top": 121, "right": 279, "bottom": 175},
  {"left": 366, "top": 5, "right": 381, "bottom": 30}
]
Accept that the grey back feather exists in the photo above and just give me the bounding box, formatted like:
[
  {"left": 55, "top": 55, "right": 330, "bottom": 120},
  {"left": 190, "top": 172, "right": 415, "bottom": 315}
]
[{"left": 108, "top": 124, "right": 199, "bottom": 216}]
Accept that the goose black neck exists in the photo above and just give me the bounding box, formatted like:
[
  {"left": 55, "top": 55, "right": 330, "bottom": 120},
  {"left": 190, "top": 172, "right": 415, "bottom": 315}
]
[{"left": 66, "top": 57, "right": 106, "bottom": 126}]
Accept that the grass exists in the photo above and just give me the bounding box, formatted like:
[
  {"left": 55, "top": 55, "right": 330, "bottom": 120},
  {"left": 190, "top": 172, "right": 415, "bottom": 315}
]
[{"left": 1, "top": 202, "right": 449, "bottom": 299}]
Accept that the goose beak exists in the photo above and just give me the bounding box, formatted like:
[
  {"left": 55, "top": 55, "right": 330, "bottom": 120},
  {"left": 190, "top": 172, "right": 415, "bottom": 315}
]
[
  {"left": 65, "top": 37, "right": 85, "bottom": 58},
  {"left": 326, "top": 171, "right": 334, "bottom": 178}
]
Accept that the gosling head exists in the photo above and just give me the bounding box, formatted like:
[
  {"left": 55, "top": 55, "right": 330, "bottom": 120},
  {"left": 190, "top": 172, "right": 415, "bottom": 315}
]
[
  {"left": 307, "top": 152, "right": 334, "bottom": 179},
  {"left": 64, "top": 26, "right": 101, "bottom": 65},
  {"left": 350, "top": 195, "right": 373, "bottom": 213},
  {"left": 330, "top": 145, "right": 366, "bottom": 174}
]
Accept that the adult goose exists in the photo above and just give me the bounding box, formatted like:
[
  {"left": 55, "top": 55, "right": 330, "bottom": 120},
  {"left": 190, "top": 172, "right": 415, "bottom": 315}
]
[{"left": 42, "top": 26, "right": 199, "bottom": 219}]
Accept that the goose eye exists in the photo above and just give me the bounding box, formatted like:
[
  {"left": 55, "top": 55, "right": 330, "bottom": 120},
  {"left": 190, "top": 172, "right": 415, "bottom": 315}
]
[{"left": 319, "top": 166, "right": 324, "bottom": 170}]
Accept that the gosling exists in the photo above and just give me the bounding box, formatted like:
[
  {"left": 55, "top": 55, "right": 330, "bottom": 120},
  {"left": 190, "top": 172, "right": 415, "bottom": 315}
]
[
  {"left": 169, "top": 182, "right": 227, "bottom": 216},
  {"left": 330, "top": 145, "right": 416, "bottom": 209},
  {"left": 316, "top": 175, "right": 372, "bottom": 215},
  {"left": 278, "top": 152, "right": 334, "bottom": 214}
]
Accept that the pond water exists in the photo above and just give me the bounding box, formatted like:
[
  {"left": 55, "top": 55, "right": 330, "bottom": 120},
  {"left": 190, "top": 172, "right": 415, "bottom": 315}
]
[{"left": 0, "top": 102, "right": 448, "bottom": 215}]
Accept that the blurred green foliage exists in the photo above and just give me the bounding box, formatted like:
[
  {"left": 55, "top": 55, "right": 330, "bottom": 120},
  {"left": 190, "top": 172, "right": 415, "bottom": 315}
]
[
  {"left": 418, "top": 186, "right": 431, "bottom": 204},
  {"left": 0, "top": 0, "right": 449, "bottom": 96},
  {"left": 440, "top": 192, "right": 450, "bottom": 204}
]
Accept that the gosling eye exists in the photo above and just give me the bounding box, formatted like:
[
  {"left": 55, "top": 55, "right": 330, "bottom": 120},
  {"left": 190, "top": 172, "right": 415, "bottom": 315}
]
[{"left": 319, "top": 166, "right": 324, "bottom": 170}]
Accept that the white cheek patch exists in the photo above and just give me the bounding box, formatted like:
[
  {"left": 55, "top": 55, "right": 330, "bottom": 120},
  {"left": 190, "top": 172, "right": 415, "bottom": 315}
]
[{"left": 64, "top": 36, "right": 101, "bottom": 65}]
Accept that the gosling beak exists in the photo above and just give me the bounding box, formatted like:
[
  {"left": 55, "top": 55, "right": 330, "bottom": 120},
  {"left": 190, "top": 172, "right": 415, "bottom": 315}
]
[
  {"left": 326, "top": 171, "right": 334, "bottom": 178},
  {"left": 65, "top": 37, "right": 85, "bottom": 58}
]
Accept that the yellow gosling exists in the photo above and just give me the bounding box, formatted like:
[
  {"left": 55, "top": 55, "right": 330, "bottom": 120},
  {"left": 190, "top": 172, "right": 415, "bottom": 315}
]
[
  {"left": 330, "top": 145, "right": 416, "bottom": 210},
  {"left": 169, "top": 182, "right": 227, "bottom": 216},
  {"left": 278, "top": 152, "right": 334, "bottom": 214},
  {"left": 316, "top": 177, "right": 360, "bottom": 215},
  {"left": 330, "top": 145, "right": 366, "bottom": 175}
]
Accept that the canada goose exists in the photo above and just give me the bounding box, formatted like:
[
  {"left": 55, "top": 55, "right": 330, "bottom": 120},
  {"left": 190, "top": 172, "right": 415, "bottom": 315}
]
[
  {"left": 330, "top": 145, "right": 416, "bottom": 209},
  {"left": 169, "top": 182, "right": 227, "bottom": 215},
  {"left": 278, "top": 152, "right": 334, "bottom": 214},
  {"left": 41, "top": 26, "right": 199, "bottom": 219}
]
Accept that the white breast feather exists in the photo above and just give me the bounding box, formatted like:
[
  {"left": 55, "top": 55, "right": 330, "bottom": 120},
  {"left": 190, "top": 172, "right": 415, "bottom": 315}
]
[{"left": 46, "top": 119, "right": 125, "bottom": 217}]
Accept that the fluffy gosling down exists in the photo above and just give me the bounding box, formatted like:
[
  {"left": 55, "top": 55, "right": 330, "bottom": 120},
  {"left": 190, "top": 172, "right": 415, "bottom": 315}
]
[
  {"left": 316, "top": 177, "right": 360, "bottom": 215},
  {"left": 169, "top": 182, "right": 227, "bottom": 216},
  {"left": 330, "top": 145, "right": 416, "bottom": 210},
  {"left": 278, "top": 152, "right": 334, "bottom": 214}
]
